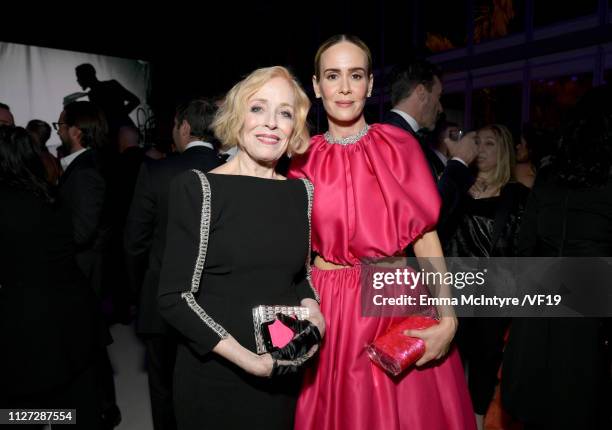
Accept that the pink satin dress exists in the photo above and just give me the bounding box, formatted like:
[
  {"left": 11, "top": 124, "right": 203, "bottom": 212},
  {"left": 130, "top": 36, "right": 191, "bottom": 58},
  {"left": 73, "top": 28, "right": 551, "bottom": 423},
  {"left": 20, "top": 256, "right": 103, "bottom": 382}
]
[{"left": 288, "top": 124, "right": 476, "bottom": 430}]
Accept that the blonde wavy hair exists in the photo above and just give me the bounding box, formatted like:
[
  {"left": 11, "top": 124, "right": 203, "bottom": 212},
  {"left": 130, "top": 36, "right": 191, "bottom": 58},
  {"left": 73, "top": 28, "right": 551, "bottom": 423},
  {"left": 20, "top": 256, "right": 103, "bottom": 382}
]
[
  {"left": 213, "top": 66, "right": 311, "bottom": 155},
  {"left": 477, "top": 123, "right": 516, "bottom": 188}
]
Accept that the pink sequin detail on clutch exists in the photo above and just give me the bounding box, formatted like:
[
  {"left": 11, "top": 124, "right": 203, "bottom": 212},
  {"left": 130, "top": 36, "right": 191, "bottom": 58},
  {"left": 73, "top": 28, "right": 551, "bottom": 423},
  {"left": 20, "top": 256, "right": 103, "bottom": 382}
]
[{"left": 367, "top": 316, "right": 438, "bottom": 376}]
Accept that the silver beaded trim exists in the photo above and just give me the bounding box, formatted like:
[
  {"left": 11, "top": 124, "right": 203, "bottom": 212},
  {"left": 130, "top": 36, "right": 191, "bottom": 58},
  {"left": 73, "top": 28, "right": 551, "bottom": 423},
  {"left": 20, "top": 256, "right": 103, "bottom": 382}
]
[
  {"left": 323, "top": 124, "right": 370, "bottom": 145},
  {"left": 299, "top": 178, "right": 320, "bottom": 303},
  {"left": 180, "top": 170, "right": 229, "bottom": 340}
]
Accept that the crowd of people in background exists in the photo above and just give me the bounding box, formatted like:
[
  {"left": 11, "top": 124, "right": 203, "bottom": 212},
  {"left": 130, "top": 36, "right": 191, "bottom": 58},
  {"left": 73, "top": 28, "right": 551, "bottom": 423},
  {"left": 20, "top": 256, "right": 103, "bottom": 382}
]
[{"left": 1, "top": 34, "right": 611, "bottom": 430}]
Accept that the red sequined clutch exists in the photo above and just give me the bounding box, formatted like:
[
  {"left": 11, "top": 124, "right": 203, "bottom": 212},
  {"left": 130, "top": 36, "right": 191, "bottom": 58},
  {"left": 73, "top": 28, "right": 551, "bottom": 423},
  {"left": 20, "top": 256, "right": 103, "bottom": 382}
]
[{"left": 367, "top": 315, "right": 438, "bottom": 376}]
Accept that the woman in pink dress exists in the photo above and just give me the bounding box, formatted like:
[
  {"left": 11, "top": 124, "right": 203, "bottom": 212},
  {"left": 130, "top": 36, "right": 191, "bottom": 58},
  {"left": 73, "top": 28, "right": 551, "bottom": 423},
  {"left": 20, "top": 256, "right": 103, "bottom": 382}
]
[{"left": 288, "top": 34, "right": 476, "bottom": 430}]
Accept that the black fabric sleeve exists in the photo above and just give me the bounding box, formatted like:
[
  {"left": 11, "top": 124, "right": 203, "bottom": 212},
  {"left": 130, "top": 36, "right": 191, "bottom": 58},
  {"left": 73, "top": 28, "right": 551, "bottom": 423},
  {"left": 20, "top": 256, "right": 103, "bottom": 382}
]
[
  {"left": 158, "top": 170, "right": 228, "bottom": 355},
  {"left": 71, "top": 167, "right": 105, "bottom": 247},
  {"left": 294, "top": 178, "right": 319, "bottom": 303}
]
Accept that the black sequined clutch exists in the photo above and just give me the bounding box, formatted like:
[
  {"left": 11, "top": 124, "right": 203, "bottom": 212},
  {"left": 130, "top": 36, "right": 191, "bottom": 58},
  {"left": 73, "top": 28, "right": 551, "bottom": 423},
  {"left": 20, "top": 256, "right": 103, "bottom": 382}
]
[{"left": 252, "top": 305, "right": 310, "bottom": 354}]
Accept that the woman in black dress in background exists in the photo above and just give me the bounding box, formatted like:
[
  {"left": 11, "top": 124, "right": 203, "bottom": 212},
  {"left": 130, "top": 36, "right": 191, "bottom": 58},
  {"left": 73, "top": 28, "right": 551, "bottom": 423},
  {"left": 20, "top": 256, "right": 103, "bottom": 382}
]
[
  {"left": 445, "top": 124, "right": 529, "bottom": 428},
  {"left": 446, "top": 124, "right": 529, "bottom": 258},
  {"left": 0, "top": 126, "right": 106, "bottom": 429},
  {"left": 158, "top": 66, "right": 325, "bottom": 430}
]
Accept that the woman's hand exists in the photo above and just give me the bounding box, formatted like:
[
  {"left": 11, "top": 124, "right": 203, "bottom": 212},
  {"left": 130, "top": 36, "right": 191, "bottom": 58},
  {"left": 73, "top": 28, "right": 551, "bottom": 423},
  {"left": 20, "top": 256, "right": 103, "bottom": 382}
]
[
  {"left": 260, "top": 313, "right": 323, "bottom": 377},
  {"left": 306, "top": 308, "right": 326, "bottom": 339},
  {"left": 301, "top": 298, "right": 326, "bottom": 339},
  {"left": 404, "top": 316, "right": 458, "bottom": 366},
  {"left": 411, "top": 231, "right": 457, "bottom": 366}
]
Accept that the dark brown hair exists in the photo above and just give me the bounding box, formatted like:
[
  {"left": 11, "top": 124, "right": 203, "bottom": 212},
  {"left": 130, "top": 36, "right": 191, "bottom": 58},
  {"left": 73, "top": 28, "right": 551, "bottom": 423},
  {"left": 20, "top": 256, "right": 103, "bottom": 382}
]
[{"left": 313, "top": 34, "right": 372, "bottom": 81}]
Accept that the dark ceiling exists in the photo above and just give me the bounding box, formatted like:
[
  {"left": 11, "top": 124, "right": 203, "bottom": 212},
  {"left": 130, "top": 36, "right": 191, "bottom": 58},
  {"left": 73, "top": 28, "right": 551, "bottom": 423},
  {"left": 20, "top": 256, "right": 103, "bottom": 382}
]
[{"left": 1, "top": 2, "right": 416, "bottom": 106}]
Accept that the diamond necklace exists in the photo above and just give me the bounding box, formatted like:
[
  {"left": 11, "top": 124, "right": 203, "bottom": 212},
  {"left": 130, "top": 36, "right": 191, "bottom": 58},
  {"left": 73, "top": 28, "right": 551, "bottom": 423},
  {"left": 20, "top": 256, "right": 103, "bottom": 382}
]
[{"left": 324, "top": 124, "right": 370, "bottom": 145}]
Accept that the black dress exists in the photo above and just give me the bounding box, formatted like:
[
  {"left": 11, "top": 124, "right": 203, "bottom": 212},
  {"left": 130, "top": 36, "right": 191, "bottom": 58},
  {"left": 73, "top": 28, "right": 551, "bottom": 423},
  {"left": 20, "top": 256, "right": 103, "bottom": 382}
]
[
  {"left": 445, "top": 182, "right": 529, "bottom": 414},
  {"left": 0, "top": 185, "right": 107, "bottom": 428},
  {"left": 445, "top": 182, "right": 528, "bottom": 258},
  {"left": 158, "top": 171, "right": 318, "bottom": 430}
]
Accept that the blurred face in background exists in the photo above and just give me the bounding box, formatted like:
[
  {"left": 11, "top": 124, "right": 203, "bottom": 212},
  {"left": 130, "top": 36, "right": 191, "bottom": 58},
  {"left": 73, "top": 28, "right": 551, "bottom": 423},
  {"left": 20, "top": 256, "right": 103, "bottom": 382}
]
[
  {"left": 476, "top": 128, "right": 500, "bottom": 173},
  {"left": 420, "top": 77, "right": 443, "bottom": 131},
  {"left": 0, "top": 107, "right": 14, "bottom": 126},
  {"left": 172, "top": 116, "right": 186, "bottom": 152},
  {"left": 56, "top": 111, "right": 71, "bottom": 150},
  {"left": 516, "top": 136, "right": 529, "bottom": 163}
]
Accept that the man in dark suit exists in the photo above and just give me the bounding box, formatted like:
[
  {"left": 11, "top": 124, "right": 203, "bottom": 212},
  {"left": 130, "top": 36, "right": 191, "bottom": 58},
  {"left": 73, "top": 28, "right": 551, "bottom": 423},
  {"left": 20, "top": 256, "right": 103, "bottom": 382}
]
[
  {"left": 384, "top": 60, "right": 478, "bottom": 243},
  {"left": 124, "top": 98, "right": 223, "bottom": 430},
  {"left": 57, "top": 101, "right": 110, "bottom": 294},
  {"left": 56, "top": 101, "right": 121, "bottom": 429}
]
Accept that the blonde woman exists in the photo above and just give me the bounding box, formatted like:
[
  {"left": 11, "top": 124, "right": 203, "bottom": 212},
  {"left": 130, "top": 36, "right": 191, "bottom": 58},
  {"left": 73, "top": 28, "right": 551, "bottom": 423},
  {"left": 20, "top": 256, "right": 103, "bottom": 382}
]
[
  {"left": 445, "top": 124, "right": 529, "bottom": 428},
  {"left": 158, "top": 66, "right": 324, "bottom": 430}
]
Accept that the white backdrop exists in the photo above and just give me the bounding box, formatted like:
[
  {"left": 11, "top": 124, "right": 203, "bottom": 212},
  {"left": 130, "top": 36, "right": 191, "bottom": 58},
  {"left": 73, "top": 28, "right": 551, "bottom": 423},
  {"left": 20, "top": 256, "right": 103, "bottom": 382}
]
[{"left": 0, "top": 41, "right": 150, "bottom": 154}]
